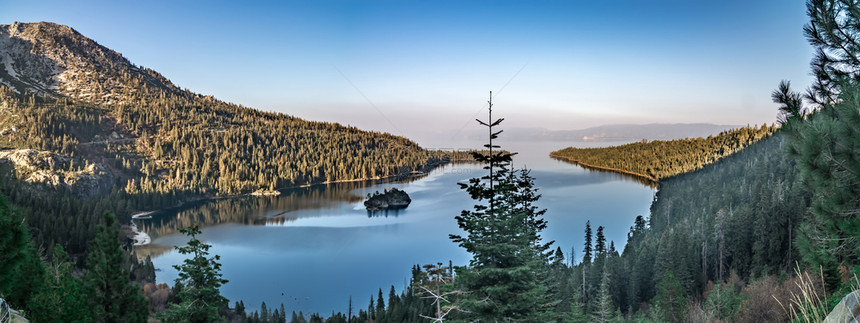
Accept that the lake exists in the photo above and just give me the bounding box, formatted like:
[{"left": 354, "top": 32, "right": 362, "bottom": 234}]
[{"left": 135, "top": 140, "right": 656, "bottom": 315}]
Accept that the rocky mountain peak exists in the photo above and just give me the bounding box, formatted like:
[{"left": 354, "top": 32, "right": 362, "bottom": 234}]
[{"left": 0, "top": 21, "right": 181, "bottom": 105}]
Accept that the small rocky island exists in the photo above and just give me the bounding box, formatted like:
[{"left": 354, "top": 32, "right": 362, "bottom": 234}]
[{"left": 364, "top": 188, "right": 411, "bottom": 211}]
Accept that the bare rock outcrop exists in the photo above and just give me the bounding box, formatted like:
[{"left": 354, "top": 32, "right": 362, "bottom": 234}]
[
  {"left": 825, "top": 290, "right": 860, "bottom": 323},
  {"left": 0, "top": 149, "right": 114, "bottom": 198}
]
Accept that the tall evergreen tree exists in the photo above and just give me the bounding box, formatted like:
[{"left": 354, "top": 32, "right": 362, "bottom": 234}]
[
  {"left": 778, "top": 0, "right": 860, "bottom": 291},
  {"left": 158, "top": 225, "right": 229, "bottom": 323},
  {"left": 595, "top": 226, "right": 606, "bottom": 258},
  {"left": 29, "top": 244, "right": 92, "bottom": 323},
  {"left": 0, "top": 192, "right": 43, "bottom": 309},
  {"left": 594, "top": 265, "right": 614, "bottom": 323},
  {"left": 84, "top": 212, "right": 148, "bottom": 323},
  {"left": 568, "top": 283, "right": 590, "bottom": 323},
  {"left": 375, "top": 288, "right": 385, "bottom": 322},
  {"left": 449, "top": 92, "right": 555, "bottom": 321},
  {"left": 653, "top": 270, "right": 687, "bottom": 323},
  {"left": 583, "top": 221, "right": 593, "bottom": 265}
]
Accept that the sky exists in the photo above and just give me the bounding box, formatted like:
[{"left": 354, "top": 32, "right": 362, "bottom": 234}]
[{"left": 0, "top": 0, "right": 814, "bottom": 146}]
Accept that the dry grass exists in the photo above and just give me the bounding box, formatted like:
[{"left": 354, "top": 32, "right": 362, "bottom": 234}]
[
  {"left": 736, "top": 276, "right": 788, "bottom": 323},
  {"left": 774, "top": 267, "right": 827, "bottom": 323}
]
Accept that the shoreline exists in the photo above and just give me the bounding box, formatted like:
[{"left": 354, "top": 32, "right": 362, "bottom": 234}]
[
  {"left": 127, "top": 159, "right": 455, "bottom": 246},
  {"left": 548, "top": 152, "right": 658, "bottom": 184},
  {"left": 128, "top": 213, "right": 152, "bottom": 246}
]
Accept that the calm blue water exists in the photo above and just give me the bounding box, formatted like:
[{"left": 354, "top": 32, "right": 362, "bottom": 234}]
[{"left": 137, "top": 140, "right": 655, "bottom": 315}]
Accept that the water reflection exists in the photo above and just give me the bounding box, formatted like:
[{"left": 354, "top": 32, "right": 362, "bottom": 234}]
[
  {"left": 136, "top": 173, "right": 433, "bottom": 242},
  {"left": 549, "top": 156, "right": 658, "bottom": 189},
  {"left": 366, "top": 209, "right": 404, "bottom": 217}
]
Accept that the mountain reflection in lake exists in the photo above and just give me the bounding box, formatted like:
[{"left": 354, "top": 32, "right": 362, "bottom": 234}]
[{"left": 139, "top": 140, "right": 656, "bottom": 315}]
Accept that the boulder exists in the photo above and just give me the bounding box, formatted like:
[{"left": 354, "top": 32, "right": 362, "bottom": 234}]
[{"left": 824, "top": 290, "right": 860, "bottom": 323}]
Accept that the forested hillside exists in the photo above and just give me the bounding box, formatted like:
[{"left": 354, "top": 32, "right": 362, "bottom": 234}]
[
  {"left": 550, "top": 124, "right": 776, "bottom": 182},
  {"left": 0, "top": 22, "right": 452, "bottom": 255}
]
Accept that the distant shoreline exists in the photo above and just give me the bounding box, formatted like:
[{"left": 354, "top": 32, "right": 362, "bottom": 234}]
[{"left": 548, "top": 152, "right": 658, "bottom": 184}]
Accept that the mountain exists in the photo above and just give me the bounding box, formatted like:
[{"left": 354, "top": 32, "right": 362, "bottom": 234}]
[
  {"left": 482, "top": 123, "right": 742, "bottom": 142},
  {"left": 0, "top": 21, "right": 179, "bottom": 104},
  {"left": 0, "top": 21, "right": 450, "bottom": 254}
]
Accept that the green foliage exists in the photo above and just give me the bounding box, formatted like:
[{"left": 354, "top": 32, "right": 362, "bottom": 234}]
[
  {"left": 594, "top": 266, "right": 616, "bottom": 323},
  {"left": 29, "top": 244, "right": 92, "bottom": 323},
  {"left": 0, "top": 191, "right": 43, "bottom": 310},
  {"left": 703, "top": 282, "right": 745, "bottom": 321},
  {"left": 802, "top": 0, "right": 860, "bottom": 105},
  {"left": 791, "top": 85, "right": 860, "bottom": 290},
  {"left": 653, "top": 271, "right": 687, "bottom": 323},
  {"left": 84, "top": 212, "right": 148, "bottom": 323},
  {"left": 620, "top": 133, "right": 807, "bottom": 301},
  {"left": 567, "top": 282, "right": 590, "bottom": 323},
  {"left": 158, "top": 225, "right": 229, "bottom": 323},
  {"left": 347, "top": 275, "right": 437, "bottom": 323},
  {"left": 449, "top": 97, "right": 555, "bottom": 321},
  {"left": 781, "top": 0, "right": 860, "bottom": 292},
  {"left": 551, "top": 124, "right": 776, "bottom": 181},
  {"left": 412, "top": 262, "right": 459, "bottom": 321},
  {"left": 583, "top": 221, "right": 593, "bottom": 265}
]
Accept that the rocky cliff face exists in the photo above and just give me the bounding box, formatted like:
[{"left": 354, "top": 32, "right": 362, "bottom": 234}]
[
  {"left": 0, "top": 21, "right": 181, "bottom": 105},
  {"left": 0, "top": 149, "right": 114, "bottom": 198}
]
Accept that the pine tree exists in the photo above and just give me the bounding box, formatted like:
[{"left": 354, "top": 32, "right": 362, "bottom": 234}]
[
  {"left": 803, "top": 0, "right": 860, "bottom": 105},
  {"left": 449, "top": 92, "right": 555, "bottom": 321},
  {"left": 568, "top": 284, "right": 590, "bottom": 323},
  {"left": 583, "top": 221, "right": 593, "bottom": 265},
  {"left": 414, "top": 262, "right": 461, "bottom": 322},
  {"left": 551, "top": 247, "right": 572, "bottom": 315},
  {"left": 157, "top": 225, "right": 229, "bottom": 322},
  {"left": 0, "top": 193, "right": 43, "bottom": 309},
  {"left": 778, "top": 0, "right": 860, "bottom": 291},
  {"left": 84, "top": 212, "right": 148, "bottom": 323},
  {"left": 29, "top": 244, "right": 92, "bottom": 322},
  {"left": 653, "top": 270, "right": 687, "bottom": 323},
  {"left": 376, "top": 288, "right": 385, "bottom": 322},
  {"left": 235, "top": 301, "right": 246, "bottom": 320},
  {"left": 594, "top": 264, "right": 614, "bottom": 323},
  {"left": 595, "top": 226, "right": 606, "bottom": 257}
]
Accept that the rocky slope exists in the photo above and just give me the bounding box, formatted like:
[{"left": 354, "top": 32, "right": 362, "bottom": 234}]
[
  {"left": 0, "top": 149, "right": 113, "bottom": 198},
  {"left": 0, "top": 21, "right": 180, "bottom": 105}
]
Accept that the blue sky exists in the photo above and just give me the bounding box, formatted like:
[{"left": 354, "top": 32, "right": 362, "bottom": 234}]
[{"left": 1, "top": 0, "right": 813, "bottom": 146}]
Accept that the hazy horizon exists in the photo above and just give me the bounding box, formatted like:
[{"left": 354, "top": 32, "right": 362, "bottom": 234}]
[{"left": 1, "top": 0, "right": 813, "bottom": 145}]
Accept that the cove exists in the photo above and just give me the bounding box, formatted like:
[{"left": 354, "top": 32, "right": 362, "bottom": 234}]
[{"left": 134, "top": 140, "right": 656, "bottom": 314}]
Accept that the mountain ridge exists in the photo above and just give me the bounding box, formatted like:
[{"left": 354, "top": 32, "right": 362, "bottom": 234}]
[{"left": 0, "top": 21, "right": 183, "bottom": 105}]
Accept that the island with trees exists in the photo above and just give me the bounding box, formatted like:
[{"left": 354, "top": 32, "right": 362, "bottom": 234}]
[{"left": 364, "top": 188, "right": 411, "bottom": 211}]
